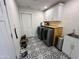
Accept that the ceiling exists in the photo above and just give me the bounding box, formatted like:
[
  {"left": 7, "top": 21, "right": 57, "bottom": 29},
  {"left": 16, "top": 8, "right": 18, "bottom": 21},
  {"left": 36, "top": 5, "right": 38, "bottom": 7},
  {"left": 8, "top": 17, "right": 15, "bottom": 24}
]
[{"left": 16, "top": 0, "right": 60, "bottom": 10}]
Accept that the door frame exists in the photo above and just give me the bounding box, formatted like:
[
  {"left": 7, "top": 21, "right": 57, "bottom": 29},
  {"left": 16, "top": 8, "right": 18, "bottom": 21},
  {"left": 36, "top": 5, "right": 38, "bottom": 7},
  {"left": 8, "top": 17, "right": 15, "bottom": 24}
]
[{"left": 20, "top": 12, "right": 33, "bottom": 37}]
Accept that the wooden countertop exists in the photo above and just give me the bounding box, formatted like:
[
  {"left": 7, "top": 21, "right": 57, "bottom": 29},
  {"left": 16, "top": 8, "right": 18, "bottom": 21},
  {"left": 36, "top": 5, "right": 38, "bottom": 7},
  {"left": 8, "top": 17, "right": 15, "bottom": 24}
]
[{"left": 44, "top": 26, "right": 63, "bottom": 28}]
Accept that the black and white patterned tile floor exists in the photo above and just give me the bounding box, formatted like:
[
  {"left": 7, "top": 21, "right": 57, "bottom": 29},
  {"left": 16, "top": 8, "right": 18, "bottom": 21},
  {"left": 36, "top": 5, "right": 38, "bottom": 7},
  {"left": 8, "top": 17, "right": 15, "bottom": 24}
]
[{"left": 22, "top": 37, "right": 69, "bottom": 59}]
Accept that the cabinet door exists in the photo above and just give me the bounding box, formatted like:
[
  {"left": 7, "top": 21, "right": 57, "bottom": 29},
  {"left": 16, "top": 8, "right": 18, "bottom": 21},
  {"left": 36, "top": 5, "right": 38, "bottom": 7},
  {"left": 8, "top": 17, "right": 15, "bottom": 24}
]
[
  {"left": 53, "top": 5, "right": 59, "bottom": 20},
  {"left": 58, "top": 3, "right": 64, "bottom": 20},
  {"left": 71, "top": 38, "right": 79, "bottom": 59},
  {"left": 44, "top": 3, "right": 64, "bottom": 21},
  {"left": 62, "top": 35, "right": 74, "bottom": 57}
]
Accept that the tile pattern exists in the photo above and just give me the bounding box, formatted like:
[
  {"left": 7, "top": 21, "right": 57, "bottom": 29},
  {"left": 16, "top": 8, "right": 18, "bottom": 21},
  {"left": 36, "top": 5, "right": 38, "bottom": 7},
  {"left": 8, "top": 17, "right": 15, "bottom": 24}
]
[{"left": 21, "top": 37, "right": 69, "bottom": 59}]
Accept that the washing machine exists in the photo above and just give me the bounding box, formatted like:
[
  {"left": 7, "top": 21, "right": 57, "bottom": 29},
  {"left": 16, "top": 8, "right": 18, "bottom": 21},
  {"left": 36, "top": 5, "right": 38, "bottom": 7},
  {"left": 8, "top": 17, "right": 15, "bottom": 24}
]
[{"left": 43, "top": 27, "right": 54, "bottom": 47}]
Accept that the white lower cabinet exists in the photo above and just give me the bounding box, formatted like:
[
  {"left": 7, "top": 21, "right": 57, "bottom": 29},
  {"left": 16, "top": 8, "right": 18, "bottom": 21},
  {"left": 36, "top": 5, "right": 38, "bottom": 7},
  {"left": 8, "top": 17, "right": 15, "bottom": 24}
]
[
  {"left": 71, "top": 38, "right": 79, "bottom": 59},
  {"left": 62, "top": 35, "right": 79, "bottom": 59},
  {"left": 62, "top": 35, "right": 74, "bottom": 57}
]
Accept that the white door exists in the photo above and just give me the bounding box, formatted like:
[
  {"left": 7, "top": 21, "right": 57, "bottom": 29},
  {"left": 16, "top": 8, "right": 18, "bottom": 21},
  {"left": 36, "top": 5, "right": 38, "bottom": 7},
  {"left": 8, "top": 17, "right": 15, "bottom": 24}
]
[
  {"left": 21, "top": 13, "right": 32, "bottom": 37},
  {"left": 0, "top": 22, "right": 16, "bottom": 59},
  {"left": 0, "top": 0, "right": 16, "bottom": 59}
]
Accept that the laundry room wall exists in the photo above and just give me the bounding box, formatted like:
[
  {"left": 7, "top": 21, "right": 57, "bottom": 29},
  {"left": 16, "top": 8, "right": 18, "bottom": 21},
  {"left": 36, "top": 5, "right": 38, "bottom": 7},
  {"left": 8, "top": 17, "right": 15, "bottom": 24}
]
[
  {"left": 61, "top": 0, "right": 79, "bottom": 35},
  {"left": 19, "top": 9, "right": 44, "bottom": 37}
]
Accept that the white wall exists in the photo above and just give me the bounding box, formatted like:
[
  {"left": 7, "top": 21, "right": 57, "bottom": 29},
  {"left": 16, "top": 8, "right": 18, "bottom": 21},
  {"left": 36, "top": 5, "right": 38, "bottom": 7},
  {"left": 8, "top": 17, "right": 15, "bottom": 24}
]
[
  {"left": 5, "top": 0, "right": 21, "bottom": 58},
  {"left": 19, "top": 9, "right": 44, "bottom": 36},
  {"left": 62, "top": 0, "right": 79, "bottom": 35}
]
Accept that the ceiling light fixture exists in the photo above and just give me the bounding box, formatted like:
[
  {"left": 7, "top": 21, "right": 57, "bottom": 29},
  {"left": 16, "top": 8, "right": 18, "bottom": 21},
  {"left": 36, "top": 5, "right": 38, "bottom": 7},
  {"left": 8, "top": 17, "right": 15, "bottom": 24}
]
[{"left": 44, "top": 6, "right": 47, "bottom": 9}]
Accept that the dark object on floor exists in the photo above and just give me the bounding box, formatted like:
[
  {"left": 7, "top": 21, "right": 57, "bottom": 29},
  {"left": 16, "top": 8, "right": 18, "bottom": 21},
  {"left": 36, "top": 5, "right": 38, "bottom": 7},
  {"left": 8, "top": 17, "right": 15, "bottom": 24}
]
[
  {"left": 20, "top": 35, "right": 28, "bottom": 49},
  {"left": 20, "top": 35, "right": 28, "bottom": 58},
  {"left": 21, "top": 51, "right": 28, "bottom": 58}
]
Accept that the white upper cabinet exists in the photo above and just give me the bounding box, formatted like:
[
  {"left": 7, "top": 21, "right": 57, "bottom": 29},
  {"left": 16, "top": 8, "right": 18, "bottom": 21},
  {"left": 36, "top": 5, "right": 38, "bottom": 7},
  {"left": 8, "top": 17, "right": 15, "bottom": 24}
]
[{"left": 44, "top": 3, "right": 64, "bottom": 21}]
